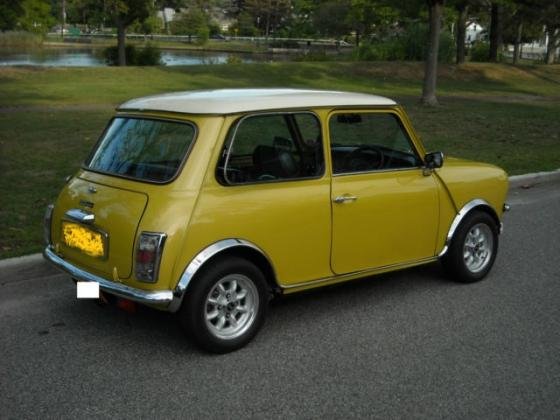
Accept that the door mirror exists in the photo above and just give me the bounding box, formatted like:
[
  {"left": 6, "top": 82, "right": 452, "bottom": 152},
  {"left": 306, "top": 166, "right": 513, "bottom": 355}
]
[{"left": 424, "top": 151, "right": 444, "bottom": 169}]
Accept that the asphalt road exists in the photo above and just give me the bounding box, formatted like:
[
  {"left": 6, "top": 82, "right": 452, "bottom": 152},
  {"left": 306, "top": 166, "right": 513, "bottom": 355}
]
[{"left": 1, "top": 180, "right": 559, "bottom": 419}]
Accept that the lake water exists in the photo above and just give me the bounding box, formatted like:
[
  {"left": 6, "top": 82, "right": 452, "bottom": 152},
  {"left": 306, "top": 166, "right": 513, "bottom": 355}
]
[{"left": 0, "top": 47, "right": 266, "bottom": 67}]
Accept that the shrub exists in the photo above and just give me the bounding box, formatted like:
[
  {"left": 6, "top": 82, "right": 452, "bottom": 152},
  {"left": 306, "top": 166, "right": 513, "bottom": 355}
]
[
  {"left": 226, "top": 55, "right": 243, "bottom": 64},
  {"left": 355, "top": 25, "right": 455, "bottom": 63},
  {"left": 103, "top": 43, "right": 162, "bottom": 66},
  {"left": 470, "top": 41, "right": 490, "bottom": 62}
]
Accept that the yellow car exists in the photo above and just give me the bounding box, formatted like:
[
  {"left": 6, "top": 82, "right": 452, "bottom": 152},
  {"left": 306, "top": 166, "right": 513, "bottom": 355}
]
[{"left": 44, "top": 89, "right": 509, "bottom": 353}]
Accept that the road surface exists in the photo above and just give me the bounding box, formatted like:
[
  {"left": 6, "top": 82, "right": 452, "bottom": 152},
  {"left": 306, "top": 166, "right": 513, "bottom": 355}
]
[{"left": 1, "top": 180, "right": 559, "bottom": 419}]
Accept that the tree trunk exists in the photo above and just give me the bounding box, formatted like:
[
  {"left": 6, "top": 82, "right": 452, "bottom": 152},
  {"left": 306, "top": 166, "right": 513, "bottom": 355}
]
[
  {"left": 117, "top": 20, "right": 126, "bottom": 66},
  {"left": 421, "top": 0, "right": 443, "bottom": 107},
  {"left": 545, "top": 27, "right": 559, "bottom": 64},
  {"left": 456, "top": 4, "right": 468, "bottom": 64},
  {"left": 513, "top": 22, "right": 523, "bottom": 65},
  {"left": 489, "top": 3, "right": 502, "bottom": 62}
]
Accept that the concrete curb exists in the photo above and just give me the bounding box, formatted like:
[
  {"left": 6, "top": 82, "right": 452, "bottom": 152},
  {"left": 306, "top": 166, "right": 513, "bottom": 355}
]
[
  {"left": 509, "top": 168, "right": 560, "bottom": 188},
  {"left": 0, "top": 253, "right": 43, "bottom": 269},
  {"left": 1, "top": 169, "right": 559, "bottom": 269}
]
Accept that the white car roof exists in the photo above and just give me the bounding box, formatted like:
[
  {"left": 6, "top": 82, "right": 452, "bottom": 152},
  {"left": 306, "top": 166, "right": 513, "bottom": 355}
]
[{"left": 118, "top": 88, "right": 397, "bottom": 115}]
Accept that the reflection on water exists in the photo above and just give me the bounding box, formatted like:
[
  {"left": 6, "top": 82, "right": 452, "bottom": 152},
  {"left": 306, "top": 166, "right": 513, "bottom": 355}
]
[{"left": 0, "top": 47, "right": 263, "bottom": 67}]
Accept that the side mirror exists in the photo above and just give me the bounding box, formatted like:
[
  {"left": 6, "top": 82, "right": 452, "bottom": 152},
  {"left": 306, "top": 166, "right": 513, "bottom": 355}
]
[{"left": 424, "top": 151, "right": 444, "bottom": 169}]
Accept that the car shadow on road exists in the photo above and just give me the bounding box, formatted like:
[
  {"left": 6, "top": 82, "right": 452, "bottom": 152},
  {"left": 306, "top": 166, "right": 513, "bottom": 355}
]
[{"left": 48, "top": 261, "right": 455, "bottom": 356}]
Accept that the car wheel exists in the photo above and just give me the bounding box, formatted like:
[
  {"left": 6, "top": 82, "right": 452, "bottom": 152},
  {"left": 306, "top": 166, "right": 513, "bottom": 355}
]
[
  {"left": 441, "top": 211, "right": 499, "bottom": 283},
  {"left": 179, "top": 257, "right": 269, "bottom": 353}
]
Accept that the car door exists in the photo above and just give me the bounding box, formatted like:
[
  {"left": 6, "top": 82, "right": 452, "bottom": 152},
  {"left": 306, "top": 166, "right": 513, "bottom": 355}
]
[{"left": 329, "top": 109, "right": 439, "bottom": 275}]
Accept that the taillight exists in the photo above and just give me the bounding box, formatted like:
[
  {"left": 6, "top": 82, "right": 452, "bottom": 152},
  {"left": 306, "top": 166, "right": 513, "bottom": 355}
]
[
  {"left": 135, "top": 232, "right": 166, "bottom": 283},
  {"left": 44, "top": 204, "right": 54, "bottom": 245}
]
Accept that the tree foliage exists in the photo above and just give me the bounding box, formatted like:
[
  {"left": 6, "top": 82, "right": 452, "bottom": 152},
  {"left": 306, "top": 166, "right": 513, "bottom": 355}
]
[{"left": 0, "top": 0, "right": 55, "bottom": 33}]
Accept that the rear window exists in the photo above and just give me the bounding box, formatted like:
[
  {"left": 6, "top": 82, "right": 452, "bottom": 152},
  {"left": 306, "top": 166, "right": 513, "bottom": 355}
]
[{"left": 86, "top": 117, "right": 196, "bottom": 183}]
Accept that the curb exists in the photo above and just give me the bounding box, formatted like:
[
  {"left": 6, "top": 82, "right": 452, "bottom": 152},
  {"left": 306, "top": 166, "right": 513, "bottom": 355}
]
[
  {"left": 0, "top": 253, "right": 44, "bottom": 269},
  {"left": 1, "top": 169, "right": 559, "bottom": 269},
  {"left": 509, "top": 168, "right": 560, "bottom": 188}
]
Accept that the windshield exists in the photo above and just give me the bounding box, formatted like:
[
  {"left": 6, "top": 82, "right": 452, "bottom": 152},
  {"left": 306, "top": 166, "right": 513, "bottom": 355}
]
[{"left": 86, "top": 117, "right": 196, "bottom": 183}]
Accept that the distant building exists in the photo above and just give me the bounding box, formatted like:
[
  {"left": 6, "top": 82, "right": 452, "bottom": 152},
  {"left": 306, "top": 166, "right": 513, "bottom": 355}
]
[
  {"left": 157, "top": 8, "right": 176, "bottom": 24},
  {"left": 466, "top": 22, "right": 484, "bottom": 45}
]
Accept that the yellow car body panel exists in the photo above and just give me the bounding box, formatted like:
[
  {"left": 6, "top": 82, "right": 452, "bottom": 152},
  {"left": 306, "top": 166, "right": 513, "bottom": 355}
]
[{"left": 44, "top": 92, "right": 509, "bottom": 310}]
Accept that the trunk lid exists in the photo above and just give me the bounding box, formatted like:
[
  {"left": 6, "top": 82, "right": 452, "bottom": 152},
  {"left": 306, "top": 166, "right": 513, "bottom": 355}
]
[{"left": 52, "top": 176, "right": 148, "bottom": 279}]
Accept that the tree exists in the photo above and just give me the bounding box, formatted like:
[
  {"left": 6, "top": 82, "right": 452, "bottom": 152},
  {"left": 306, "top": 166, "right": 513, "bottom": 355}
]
[
  {"left": 421, "top": 0, "right": 445, "bottom": 106},
  {"left": 171, "top": 7, "right": 210, "bottom": 43},
  {"left": 488, "top": 1, "right": 503, "bottom": 61},
  {"left": 17, "top": 0, "right": 55, "bottom": 34},
  {"left": 244, "top": 0, "right": 291, "bottom": 37},
  {"left": 501, "top": 0, "right": 541, "bottom": 64},
  {"left": 106, "top": 0, "right": 153, "bottom": 66},
  {"left": 313, "top": 0, "right": 352, "bottom": 38},
  {"left": 450, "top": 0, "right": 473, "bottom": 64},
  {"left": 0, "top": 1, "right": 24, "bottom": 31},
  {"left": 346, "top": 0, "right": 399, "bottom": 45},
  {"left": 540, "top": 0, "right": 560, "bottom": 64}
]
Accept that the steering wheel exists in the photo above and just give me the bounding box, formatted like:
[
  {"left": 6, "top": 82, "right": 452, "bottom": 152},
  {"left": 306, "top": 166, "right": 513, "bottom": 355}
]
[{"left": 342, "top": 145, "right": 385, "bottom": 172}]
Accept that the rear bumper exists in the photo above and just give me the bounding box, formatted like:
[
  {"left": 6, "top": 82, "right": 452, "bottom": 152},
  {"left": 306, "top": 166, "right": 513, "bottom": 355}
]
[{"left": 43, "top": 246, "right": 175, "bottom": 310}]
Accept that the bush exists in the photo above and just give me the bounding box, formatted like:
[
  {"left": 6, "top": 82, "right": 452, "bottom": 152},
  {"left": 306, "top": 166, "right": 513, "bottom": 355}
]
[
  {"left": 137, "top": 43, "right": 162, "bottom": 65},
  {"left": 226, "top": 55, "right": 243, "bottom": 64},
  {"left": 470, "top": 42, "right": 490, "bottom": 62},
  {"left": 355, "top": 39, "right": 406, "bottom": 61},
  {"left": 356, "top": 24, "right": 455, "bottom": 63},
  {"left": 103, "top": 43, "right": 162, "bottom": 66}
]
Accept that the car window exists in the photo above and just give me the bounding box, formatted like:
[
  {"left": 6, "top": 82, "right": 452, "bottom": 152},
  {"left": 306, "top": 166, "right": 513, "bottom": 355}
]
[
  {"left": 86, "top": 117, "right": 195, "bottom": 183},
  {"left": 217, "top": 113, "right": 324, "bottom": 185},
  {"left": 329, "top": 112, "right": 421, "bottom": 174}
]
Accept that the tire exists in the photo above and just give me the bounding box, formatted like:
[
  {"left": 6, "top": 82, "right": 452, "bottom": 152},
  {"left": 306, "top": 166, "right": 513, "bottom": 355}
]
[
  {"left": 441, "top": 211, "right": 499, "bottom": 283},
  {"left": 179, "top": 257, "right": 269, "bottom": 353}
]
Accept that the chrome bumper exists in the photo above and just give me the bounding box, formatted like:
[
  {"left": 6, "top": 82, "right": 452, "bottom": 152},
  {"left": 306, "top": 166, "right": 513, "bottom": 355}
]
[{"left": 43, "top": 246, "right": 176, "bottom": 310}]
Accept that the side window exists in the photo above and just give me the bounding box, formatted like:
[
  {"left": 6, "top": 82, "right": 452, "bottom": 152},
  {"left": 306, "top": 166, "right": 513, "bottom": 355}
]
[
  {"left": 217, "top": 113, "right": 324, "bottom": 185},
  {"left": 329, "top": 112, "right": 422, "bottom": 174}
]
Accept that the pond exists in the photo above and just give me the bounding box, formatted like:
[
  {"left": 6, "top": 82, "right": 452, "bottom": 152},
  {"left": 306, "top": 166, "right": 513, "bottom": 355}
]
[{"left": 0, "top": 47, "right": 269, "bottom": 67}]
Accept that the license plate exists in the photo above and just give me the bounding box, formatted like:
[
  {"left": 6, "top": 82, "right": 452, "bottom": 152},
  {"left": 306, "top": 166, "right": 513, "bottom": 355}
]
[{"left": 61, "top": 221, "right": 106, "bottom": 258}]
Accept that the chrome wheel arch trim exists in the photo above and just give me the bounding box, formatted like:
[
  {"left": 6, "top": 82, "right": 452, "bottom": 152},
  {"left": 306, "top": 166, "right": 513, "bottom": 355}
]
[
  {"left": 168, "top": 239, "right": 275, "bottom": 313},
  {"left": 438, "top": 199, "right": 500, "bottom": 258}
]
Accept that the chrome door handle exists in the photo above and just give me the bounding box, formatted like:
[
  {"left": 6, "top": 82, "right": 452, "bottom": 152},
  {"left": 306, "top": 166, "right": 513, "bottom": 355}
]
[{"left": 333, "top": 195, "right": 358, "bottom": 204}]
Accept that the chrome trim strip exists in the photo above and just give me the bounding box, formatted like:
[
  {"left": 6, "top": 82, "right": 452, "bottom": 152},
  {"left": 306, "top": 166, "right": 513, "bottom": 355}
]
[
  {"left": 43, "top": 246, "right": 174, "bottom": 307},
  {"left": 168, "top": 239, "right": 273, "bottom": 312},
  {"left": 332, "top": 166, "right": 422, "bottom": 177},
  {"left": 437, "top": 199, "right": 497, "bottom": 257},
  {"left": 65, "top": 208, "right": 95, "bottom": 224}
]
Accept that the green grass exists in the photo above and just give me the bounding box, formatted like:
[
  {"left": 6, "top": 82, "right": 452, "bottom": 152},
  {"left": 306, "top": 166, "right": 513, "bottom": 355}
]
[{"left": 0, "top": 61, "right": 559, "bottom": 259}]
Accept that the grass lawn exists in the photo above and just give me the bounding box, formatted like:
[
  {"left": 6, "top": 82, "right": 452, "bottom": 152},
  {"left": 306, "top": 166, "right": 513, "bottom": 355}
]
[{"left": 0, "top": 61, "right": 559, "bottom": 259}]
